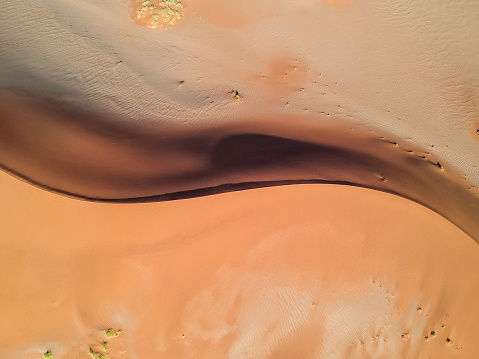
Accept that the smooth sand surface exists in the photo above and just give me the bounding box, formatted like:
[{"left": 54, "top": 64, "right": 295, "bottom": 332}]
[
  {"left": 1, "top": 172, "right": 479, "bottom": 358},
  {"left": 1, "top": 90, "right": 479, "bottom": 243},
  {"left": 1, "top": 0, "right": 479, "bottom": 358}
]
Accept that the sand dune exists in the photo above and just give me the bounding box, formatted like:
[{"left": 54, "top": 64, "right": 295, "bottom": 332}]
[
  {"left": 1, "top": 173, "right": 479, "bottom": 358},
  {"left": 1, "top": 89, "right": 478, "bottom": 243},
  {"left": 1, "top": 0, "right": 479, "bottom": 358}
]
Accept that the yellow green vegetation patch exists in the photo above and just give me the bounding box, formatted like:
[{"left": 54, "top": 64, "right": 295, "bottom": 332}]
[
  {"left": 160, "top": 0, "right": 183, "bottom": 24},
  {"left": 105, "top": 328, "right": 122, "bottom": 338},
  {"left": 133, "top": 0, "right": 184, "bottom": 29},
  {"left": 89, "top": 348, "right": 108, "bottom": 359}
]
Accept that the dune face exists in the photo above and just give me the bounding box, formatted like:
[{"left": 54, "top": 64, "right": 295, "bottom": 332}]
[
  {"left": 1, "top": 176, "right": 479, "bottom": 358},
  {"left": 1, "top": 89, "right": 479, "bottom": 242},
  {"left": 1, "top": 0, "right": 479, "bottom": 358}
]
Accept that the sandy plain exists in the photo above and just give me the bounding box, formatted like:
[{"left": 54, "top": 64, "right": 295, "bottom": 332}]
[{"left": 1, "top": 0, "right": 479, "bottom": 358}]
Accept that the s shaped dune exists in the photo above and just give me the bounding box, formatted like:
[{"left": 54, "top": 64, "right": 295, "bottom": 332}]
[{"left": 0, "top": 0, "right": 478, "bottom": 358}]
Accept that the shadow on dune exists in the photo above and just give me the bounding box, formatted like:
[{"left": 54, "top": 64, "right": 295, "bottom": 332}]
[
  {"left": 212, "top": 134, "right": 360, "bottom": 172},
  {"left": 1, "top": 89, "right": 478, "bottom": 242}
]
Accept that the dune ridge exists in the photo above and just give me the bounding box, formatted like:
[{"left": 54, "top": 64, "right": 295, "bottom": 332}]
[
  {"left": 1, "top": 0, "right": 479, "bottom": 358},
  {"left": 1, "top": 89, "right": 478, "bottom": 243}
]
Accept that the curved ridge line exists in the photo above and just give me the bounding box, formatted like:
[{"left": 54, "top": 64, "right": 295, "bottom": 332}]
[{"left": 0, "top": 162, "right": 476, "bottom": 243}]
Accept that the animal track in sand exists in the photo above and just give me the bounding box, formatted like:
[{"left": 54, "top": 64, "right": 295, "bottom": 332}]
[{"left": 422, "top": 323, "right": 459, "bottom": 352}]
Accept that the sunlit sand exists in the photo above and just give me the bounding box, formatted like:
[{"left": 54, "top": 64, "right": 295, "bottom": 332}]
[{"left": 1, "top": 0, "right": 478, "bottom": 358}]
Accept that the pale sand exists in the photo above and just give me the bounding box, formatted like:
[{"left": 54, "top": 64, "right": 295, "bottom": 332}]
[
  {"left": 1, "top": 0, "right": 479, "bottom": 358},
  {"left": 1, "top": 0, "right": 478, "bottom": 183},
  {"left": 1, "top": 171, "right": 478, "bottom": 358}
]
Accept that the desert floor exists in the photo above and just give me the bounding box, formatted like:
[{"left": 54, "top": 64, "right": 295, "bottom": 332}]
[{"left": 1, "top": 0, "right": 479, "bottom": 358}]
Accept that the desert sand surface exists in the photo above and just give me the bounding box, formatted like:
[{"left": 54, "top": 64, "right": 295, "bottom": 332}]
[
  {"left": 2, "top": 89, "right": 479, "bottom": 243},
  {"left": 1, "top": 173, "right": 479, "bottom": 359},
  {"left": 1, "top": 0, "right": 479, "bottom": 358}
]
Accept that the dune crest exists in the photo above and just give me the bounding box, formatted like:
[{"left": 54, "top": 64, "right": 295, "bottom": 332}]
[{"left": 1, "top": 89, "right": 478, "bottom": 243}]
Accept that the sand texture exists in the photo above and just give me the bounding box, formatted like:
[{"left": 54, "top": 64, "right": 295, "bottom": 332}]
[
  {"left": 1, "top": 175, "right": 479, "bottom": 358},
  {"left": 1, "top": 0, "right": 479, "bottom": 358}
]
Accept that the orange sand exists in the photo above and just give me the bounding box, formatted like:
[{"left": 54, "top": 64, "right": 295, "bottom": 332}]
[{"left": 1, "top": 172, "right": 479, "bottom": 358}]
